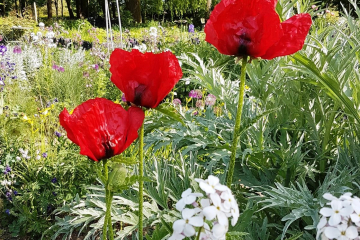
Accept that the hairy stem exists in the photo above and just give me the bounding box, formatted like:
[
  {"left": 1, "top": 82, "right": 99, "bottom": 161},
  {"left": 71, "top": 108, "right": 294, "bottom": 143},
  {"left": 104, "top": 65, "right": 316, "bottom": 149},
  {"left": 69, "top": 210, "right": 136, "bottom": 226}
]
[
  {"left": 138, "top": 123, "right": 144, "bottom": 240},
  {"left": 226, "top": 57, "right": 248, "bottom": 187},
  {"left": 102, "top": 159, "right": 109, "bottom": 240},
  {"left": 107, "top": 192, "right": 114, "bottom": 240}
]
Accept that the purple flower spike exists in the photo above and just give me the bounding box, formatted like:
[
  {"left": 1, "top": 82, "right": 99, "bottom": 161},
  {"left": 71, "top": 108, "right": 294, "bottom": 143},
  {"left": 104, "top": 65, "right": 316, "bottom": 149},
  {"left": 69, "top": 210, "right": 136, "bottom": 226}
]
[
  {"left": 55, "top": 131, "right": 61, "bottom": 137},
  {"left": 0, "top": 45, "right": 7, "bottom": 56},
  {"left": 42, "top": 152, "right": 48, "bottom": 158},
  {"left": 188, "top": 24, "right": 195, "bottom": 33}
]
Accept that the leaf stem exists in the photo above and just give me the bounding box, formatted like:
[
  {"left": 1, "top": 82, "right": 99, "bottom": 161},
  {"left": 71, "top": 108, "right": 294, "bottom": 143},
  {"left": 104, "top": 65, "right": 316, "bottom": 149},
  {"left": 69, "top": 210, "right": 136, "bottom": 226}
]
[
  {"left": 226, "top": 57, "right": 248, "bottom": 187},
  {"left": 196, "top": 226, "right": 203, "bottom": 240},
  {"left": 320, "top": 103, "right": 339, "bottom": 173},
  {"left": 138, "top": 122, "right": 144, "bottom": 240}
]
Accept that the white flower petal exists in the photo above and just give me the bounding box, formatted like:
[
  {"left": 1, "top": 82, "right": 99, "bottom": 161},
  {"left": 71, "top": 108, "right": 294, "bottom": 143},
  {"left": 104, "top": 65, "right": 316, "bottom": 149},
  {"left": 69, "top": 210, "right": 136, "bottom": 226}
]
[
  {"left": 323, "top": 193, "right": 337, "bottom": 201},
  {"left": 176, "top": 199, "right": 186, "bottom": 212},
  {"left": 202, "top": 206, "right": 217, "bottom": 220},
  {"left": 320, "top": 207, "right": 333, "bottom": 217},
  {"left": 350, "top": 213, "right": 360, "bottom": 223},
  {"left": 173, "top": 219, "right": 185, "bottom": 233},
  {"left": 331, "top": 199, "right": 342, "bottom": 211},
  {"left": 183, "top": 224, "right": 195, "bottom": 237},
  {"left": 189, "top": 216, "right": 204, "bottom": 227},
  {"left": 200, "top": 182, "right": 215, "bottom": 194},
  {"left": 329, "top": 213, "right": 341, "bottom": 226},
  {"left": 181, "top": 188, "right": 192, "bottom": 198},
  {"left": 217, "top": 211, "right": 229, "bottom": 226},
  {"left": 182, "top": 208, "right": 196, "bottom": 220},
  {"left": 317, "top": 217, "right": 327, "bottom": 230},
  {"left": 212, "top": 224, "right": 227, "bottom": 239},
  {"left": 346, "top": 226, "right": 358, "bottom": 239},
  {"left": 324, "top": 227, "right": 341, "bottom": 239},
  {"left": 201, "top": 198, "right": 211, "bottom": 208},
  {"left": 340, "top": 205, "right": 353, "bottom": 217},
  {"left": 208, "top": 175, "right": 220, "bottom": 186},
  {"left": 210, "top": 193, "right": 222, "bottom": 206},
  {"left": 184, "top": 195, "right": 196, "bottom": 204}
]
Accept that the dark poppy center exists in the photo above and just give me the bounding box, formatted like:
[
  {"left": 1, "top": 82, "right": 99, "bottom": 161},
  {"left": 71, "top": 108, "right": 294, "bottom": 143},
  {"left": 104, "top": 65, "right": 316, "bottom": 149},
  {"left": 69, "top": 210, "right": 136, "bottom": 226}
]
[
  {"left": 133, "top": 84, "right": 147, "bottom": 106},
  {"left": 101, "top": 138, "right": 114, "bottom": 159},
  {"left": 238, "top": 32, "right": 251, "bottom": 57}
]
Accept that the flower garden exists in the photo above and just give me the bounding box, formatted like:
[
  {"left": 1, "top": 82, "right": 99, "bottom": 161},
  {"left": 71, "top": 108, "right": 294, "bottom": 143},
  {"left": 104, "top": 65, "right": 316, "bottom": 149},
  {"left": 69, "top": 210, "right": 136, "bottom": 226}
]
[{"left": 1, "top": 0, "right": 360, "bottom": 239}]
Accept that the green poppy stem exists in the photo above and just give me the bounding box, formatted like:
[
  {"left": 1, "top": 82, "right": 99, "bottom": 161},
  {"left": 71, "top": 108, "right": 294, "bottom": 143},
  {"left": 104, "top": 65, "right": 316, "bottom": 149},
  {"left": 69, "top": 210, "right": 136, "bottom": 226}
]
[
  {"left": 138, "top": 122, "right": 144, "bottom": 240},
  {"left": 226, "top": 57, "right": 248, "bottom": 188},
  {"left": 103, "top": 159, "right": 109, "bottom": 240},
  {"left": 107, "top": 191, "right": 114, "bottom": 240}
]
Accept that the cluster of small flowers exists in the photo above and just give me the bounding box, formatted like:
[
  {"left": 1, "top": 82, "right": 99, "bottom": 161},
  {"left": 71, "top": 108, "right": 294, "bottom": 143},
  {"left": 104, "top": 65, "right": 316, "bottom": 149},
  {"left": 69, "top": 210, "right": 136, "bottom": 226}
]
[
  {"left": 189, "top": 89, "right": 203, "bottom": 99},
  {"left": 13, "top": 45, "right": 22, "bottom": 54},
  {"left": 317, "top": 193, "right": 360, "bottom": 239},
  {"left": 52, "top": 64, "right": 65, "bottom": 72},
  {"left": 205, "top": 94, "right": 216, "bottom": 107},
  {"left": 18, "top": 148, "right": 30, "bottom": 160},
  {"left": 169, "top": 175, "right": 239, "bottom": 240},
  {"left": 0, "top": 45, "right": 7, "bottom": 56}
]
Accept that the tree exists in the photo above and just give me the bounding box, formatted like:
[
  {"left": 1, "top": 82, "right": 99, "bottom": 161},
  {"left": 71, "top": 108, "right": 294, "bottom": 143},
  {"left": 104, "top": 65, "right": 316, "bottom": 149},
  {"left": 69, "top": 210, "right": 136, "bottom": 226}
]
[
  {"left": 47, "top": 0, "right": 52, "bottom": 18},
  {"left": 125, "top": 0, "right": 141, "bottom": 23}
]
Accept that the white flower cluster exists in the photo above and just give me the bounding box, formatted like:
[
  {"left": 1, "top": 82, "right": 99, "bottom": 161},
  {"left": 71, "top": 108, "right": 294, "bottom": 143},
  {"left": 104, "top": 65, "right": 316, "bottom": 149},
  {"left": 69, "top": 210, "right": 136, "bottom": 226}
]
[
  {"left": 317, "top": 193, "right": 360, "bottom": 240},
  {"left": 169, "top": 175, "right": 239, "bottom": 240}
]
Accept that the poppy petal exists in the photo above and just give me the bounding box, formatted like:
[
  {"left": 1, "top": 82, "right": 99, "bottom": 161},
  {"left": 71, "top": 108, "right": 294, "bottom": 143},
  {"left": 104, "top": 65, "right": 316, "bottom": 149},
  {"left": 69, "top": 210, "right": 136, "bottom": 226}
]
[
  {"left": 59, "top": 98, "right": 145, "bottom": 161},
  {"left": 261, "top": 13, "right": 312, "bottom": 59},
  {"left": 110, "top": 49, "right": 182, "bottom": 108}
]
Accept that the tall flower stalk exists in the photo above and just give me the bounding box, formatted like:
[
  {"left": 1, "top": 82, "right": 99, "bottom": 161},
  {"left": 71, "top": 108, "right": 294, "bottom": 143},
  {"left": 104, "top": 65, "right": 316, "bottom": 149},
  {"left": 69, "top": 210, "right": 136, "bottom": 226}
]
[
  {"left": 102, "top": 159, "right": 114, "bottom": 240},
  {"left": 226, "top": 57, "right": 248, "bottom": 187},
  {"left": 138, "top": 121, "right": 145, "bottom": 239}
]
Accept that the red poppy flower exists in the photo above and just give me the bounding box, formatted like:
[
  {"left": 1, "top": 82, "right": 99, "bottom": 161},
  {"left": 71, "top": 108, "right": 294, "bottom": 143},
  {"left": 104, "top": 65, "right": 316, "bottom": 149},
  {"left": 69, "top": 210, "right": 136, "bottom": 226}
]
[
  {"left": 205, "top": 0, "right": 312, "bottom": 59},
  {"left": 109, "top": 49, "right": 183, "bottom": 108},
  {"left": 59, "top": 98, "right": 145, "bottom": 162}
]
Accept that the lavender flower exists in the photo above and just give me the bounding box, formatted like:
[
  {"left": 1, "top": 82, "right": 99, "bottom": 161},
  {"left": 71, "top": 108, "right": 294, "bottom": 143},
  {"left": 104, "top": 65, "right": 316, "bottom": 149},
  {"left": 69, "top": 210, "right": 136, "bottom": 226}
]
[
  {"left": 4, "top": 165, "right": 11, "bottom": 174},
  {"left": 5, "top": 209, "right": 10, "bottom": 215},
  {"left": 52, "top": 64, "right": 59, "bottom": 70},
  {"left": 55, "top": 131, "right": 62, "bottom": 137},
  {"left": 51, "top": 177, "right": 57, "bottom": 183},
  {"left": 0, "top": 45, "right": 7, "bottom": 56},
  {"left": 93, "top": 64, "right": 99, "bottom": 71},
  {"left": 13, "top": 190, "right": 18, "bottom": 196},
  {"left": 42, "top": 152, "right": 48, "bottom": 158},
  {"left": 188, "top": 24, "right": 195, "bottom": 33},
  {"left": 58, "top": 66, "right": 64, "bottom": 72}
]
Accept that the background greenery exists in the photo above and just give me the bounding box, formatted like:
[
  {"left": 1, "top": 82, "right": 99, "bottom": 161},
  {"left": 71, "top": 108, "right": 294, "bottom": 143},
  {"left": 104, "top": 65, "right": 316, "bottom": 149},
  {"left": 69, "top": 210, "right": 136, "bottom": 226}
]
[{"left": 0, "top": 0, "right": 360, "bottom": 239}]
